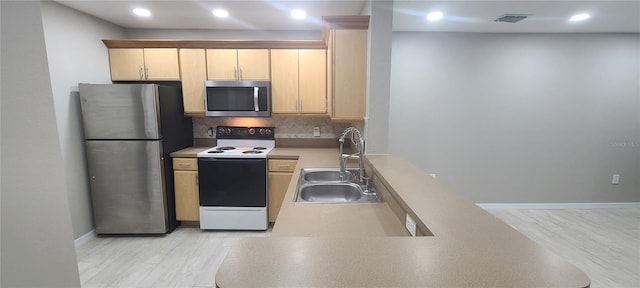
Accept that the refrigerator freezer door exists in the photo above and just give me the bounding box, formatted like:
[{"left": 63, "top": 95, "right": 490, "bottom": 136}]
[
  {"left": 79, "top": 84, "right": 161, "bottom": 140},
  {"left": 86, "top": 140, "right": 168, "bottom": 234}
]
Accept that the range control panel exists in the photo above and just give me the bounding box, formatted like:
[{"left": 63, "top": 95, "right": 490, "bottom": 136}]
[{"left": 216, "top": 126, "right": 275, "bottom": 140}]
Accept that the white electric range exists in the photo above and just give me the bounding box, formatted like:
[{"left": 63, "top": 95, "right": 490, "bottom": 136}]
[{"left": 196, "top": 126, "right": 275, "bottom": 230}]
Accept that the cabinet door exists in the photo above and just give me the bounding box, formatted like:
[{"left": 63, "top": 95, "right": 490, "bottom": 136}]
[
  {"left": 206, "top": 49, "right": 238, "bottom": 80},
  {"left": 268, "top": 172, "right": 293, "bottom": 222},
  {"left": 268, "top": 159, "right": 297, "bottom": 172},
  {"left": 332, "top": 30, "right": 367, "bottom": 119},
  {"left": 143, "top": 48, "right": 180, "bottom": 80},
  {"left": 238, "top": 49, "right": 270, "bottom": 80},
  {"left": 299, "top": 49, "right": 327, "bottom": 113},
  {"left": 327, "top": 31, "right": 335, "bottom": 118},
  {"left": 174, "top": 170, "right": 200, "bottom": 221},
  {"left": 179, "top": 49, "right": 206, "bottom": 116},
  {"left": 108, "top": 48, "right": 145, "bottom": 81},
  {"left": 270, "top": 49, "right": 299, "bottom": 113}
]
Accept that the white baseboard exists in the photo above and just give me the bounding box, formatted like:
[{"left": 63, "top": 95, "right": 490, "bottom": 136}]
[
  {"left": 74, "top": 229, "right": 96, "bottom": 248},
  {"left": 476, "top": 202, "right": 640, "bottom": 210}
]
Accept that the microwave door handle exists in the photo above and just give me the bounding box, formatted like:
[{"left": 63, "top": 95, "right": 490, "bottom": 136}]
[{"left": 253, "top": 87, "right": 259, "bottom": 112}]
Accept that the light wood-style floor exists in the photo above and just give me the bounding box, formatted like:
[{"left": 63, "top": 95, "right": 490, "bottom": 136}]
[
  {"left": 486, "top": 208, "right": 640, "bottom": 288},
  {"left": 76, "top": 208, "right": 640, "bottom": 288},
  {"left": 76, "top": 227, "right": 272, "bottom": 288}
]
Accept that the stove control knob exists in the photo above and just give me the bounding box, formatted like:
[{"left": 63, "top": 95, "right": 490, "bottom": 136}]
[
  {"left": 218, "top": 128, "right": 226, "bottom": 135},
  {"left": 259, "top": 128, "right": 266, "bottom": 135},
  {"left": 248, "top": 128, "right": 256, "bottom": 135},
  {"left": 265, "top": 129, "right": 272, "bottom": 135},
  {"left": 225, "top": 128, "right": 231, "bottom": 135}
]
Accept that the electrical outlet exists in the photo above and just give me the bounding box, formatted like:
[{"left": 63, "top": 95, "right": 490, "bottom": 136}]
[
  {"left": 429, "top": 174, "right": 437, "bottom": 179},
  {"left": 405, "top": 213, "right": 417, "bottom": 237},
  {"left": 612, "top": 174, "right": 620, "bottom": 185},
  {"left": 313, "top": 127, "right": 320, "bottom": 137}
]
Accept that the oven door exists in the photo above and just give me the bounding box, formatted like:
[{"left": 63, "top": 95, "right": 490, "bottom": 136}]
[{"left": 198, "top": 158, "right": 267, "bottom": 207}]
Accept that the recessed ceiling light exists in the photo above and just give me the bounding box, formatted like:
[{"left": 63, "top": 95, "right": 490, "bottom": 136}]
[
  {"left": 291, "top": 9, "right": 307, "bottom": 20},
  {"left": 133, "top": 8, "right": 151, "bottom": 17},
  {"left": 569, "top": 13, "right": 590, "bottom": 22},
  {"left": 426, "top": 11, "right": 444, "bottom": 22},
  {"left": 212, "top": 9, "right": 229, "bottom": 18}
]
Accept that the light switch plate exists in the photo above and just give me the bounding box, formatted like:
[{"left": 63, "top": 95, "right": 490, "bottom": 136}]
[
  {"left": 313, "top": 127, "right": 320, "bottom": 137},
  {"left": 405, "top": 213, "right": 417, "bottom": 237}
]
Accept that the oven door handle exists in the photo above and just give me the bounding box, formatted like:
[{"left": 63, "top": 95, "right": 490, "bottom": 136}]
[{"left": 253, "top": 87, "right": 260, "bottom": 112}]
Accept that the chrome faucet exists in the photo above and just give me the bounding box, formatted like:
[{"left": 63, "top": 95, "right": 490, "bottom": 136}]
[{"left": 339, "top": 127, "right": 365, "bottom": 184}]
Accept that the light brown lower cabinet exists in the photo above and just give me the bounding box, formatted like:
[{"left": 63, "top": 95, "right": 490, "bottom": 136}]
[
  {"left": 173, "top": 158, "right": 200, "bottom": 221},
  {"left": 268, "top": 159, "right": 298, "bottom": 222}
]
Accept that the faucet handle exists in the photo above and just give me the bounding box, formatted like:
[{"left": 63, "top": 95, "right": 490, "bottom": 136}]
[{"left": 361, "top": 176, "right": 370, "bottom": 186}]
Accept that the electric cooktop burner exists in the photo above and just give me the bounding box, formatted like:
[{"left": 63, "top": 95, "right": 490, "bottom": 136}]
[
  {"left": 242, "top": 150, "right": 263, "bottom": 154},
  {"left": 217, "top": 146, "right": 235, "bottom": 151},
  {"left": 253, "top": 147, "right": 267, "bottom": 150},
  {"left": 208, "top": 150, "right": 223, "bottom": 154}
]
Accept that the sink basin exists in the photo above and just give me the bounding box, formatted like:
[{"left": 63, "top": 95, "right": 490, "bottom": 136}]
[
  {"left": 302, "top": 168, "right": 352, "bottom": 182},
  {"left": 298, "top": 183, "right": 363, "bottom": 203},
  {"left": 294, "top": 168, "right": 384, "bottom": 204}
]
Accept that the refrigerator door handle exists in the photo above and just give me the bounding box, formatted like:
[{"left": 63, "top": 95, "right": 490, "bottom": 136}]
[{"left": 253, "top": 87, "right": 260, "bottom": 112}]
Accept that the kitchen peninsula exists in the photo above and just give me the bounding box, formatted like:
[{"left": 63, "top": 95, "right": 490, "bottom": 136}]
[{"left": 210, "top": 147, "right": 591, "bottom": 287}]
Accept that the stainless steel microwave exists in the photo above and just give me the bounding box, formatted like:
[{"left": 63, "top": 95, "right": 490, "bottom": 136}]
[{"left": 204, "top": 80, "right": 271, "bottom": 117}]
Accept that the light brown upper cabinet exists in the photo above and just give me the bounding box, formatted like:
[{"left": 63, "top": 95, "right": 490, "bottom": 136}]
[
  {"left": 108, "top": 48, "right": 180, "bottom": 81},
  {"left": 328, "top": 29, "right": 368, "bottom": 121},
  {"left": 178, "top": 49, "right": 206, "bottom": 116},
  {"left": 271, "top": 49, "right": 326, "bottom": 114},
  {"left": 206, "top": 49, "right": 270, "bottom": 80}
]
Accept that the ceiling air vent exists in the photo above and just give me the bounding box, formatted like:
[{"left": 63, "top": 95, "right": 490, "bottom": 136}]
[{"left": 494, "top": 14, "right": 529, "bottom": 23}]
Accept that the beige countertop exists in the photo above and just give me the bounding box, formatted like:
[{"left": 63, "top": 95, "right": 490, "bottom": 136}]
[
  {"left": 269, "top": 148, "right": 409, "bottom": 237},
  {"left": 188, "top": 147, "right": 589, "bottom": 287},
  {"left": 170, "top": 147, "right": 209, "bottom": 158}
]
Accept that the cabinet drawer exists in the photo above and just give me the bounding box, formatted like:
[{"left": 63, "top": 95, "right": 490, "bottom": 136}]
[
  {"left": 173, "top": 158, "right": 197, "bottom": 171},
  {"left": 268, "top": 159, "right": 297, "bottom": 172}
]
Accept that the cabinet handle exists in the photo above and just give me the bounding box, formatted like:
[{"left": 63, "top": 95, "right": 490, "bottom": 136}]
[
  {"left": 239, "top": 68, "right": 243, "bottom": 80},
  {"left": 300, "top": 99, "right": 303, "bottom": 112},
  {"left": 144, "top": 66, "right": 149, "bottom": 79},
  {"left": 196, "top": 175, "right": 199, "bottom": 185},
  {"left": 277, "top": 165, "right": 291, "bottom": 169},
  {"left": 139, "top": 66, "right": 144, "bottom": 80},
  {"left": 234, "top": 67, "right": 237, "bottom": 80}
]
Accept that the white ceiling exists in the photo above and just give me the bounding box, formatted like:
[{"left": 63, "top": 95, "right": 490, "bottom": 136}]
[
  {"left": 55, "top": 0, "right": 640, "bottom": 33},
  {"left": 394, "top": 1, "right": 640, "bottom": 33},
  {"left": 54, "top": 0, "right": 368, "bottom": 31}
]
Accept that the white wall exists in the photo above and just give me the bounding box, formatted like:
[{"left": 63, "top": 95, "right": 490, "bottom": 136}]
[
  {"left": 365, "top": 0, "right": 393, "bottom": 153},
  {"left": 40, "top": 1, "right": 126, "bottom": 239},
  {"left": 389, "top": 32, "right": 640, "bottom": 203},
  {"left": 1, "top": 1, "right": 81, "bottom": 286},
  {"left": 0, "top": 1, "right": 3, "bottom": 284}
]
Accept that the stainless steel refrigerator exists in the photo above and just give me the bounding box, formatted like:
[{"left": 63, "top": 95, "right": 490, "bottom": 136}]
[{"left": 79, "top": 84, "right": 193, "bottom": 234}]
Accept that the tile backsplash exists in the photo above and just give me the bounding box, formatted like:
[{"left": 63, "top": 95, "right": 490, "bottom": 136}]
[{"left": 193, "top": 117, "right": 364, "bottom": 139}]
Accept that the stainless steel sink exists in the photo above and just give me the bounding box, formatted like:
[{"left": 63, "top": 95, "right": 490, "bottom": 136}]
[
  {"left": 298, "top": 183, "right": 362, "bottom": 203},
  {"left": 294, "top": 168, "right": 383, "bottom": 204},
  {"left": 302, "top": 168, "right": 352, "bottom": 182}
]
